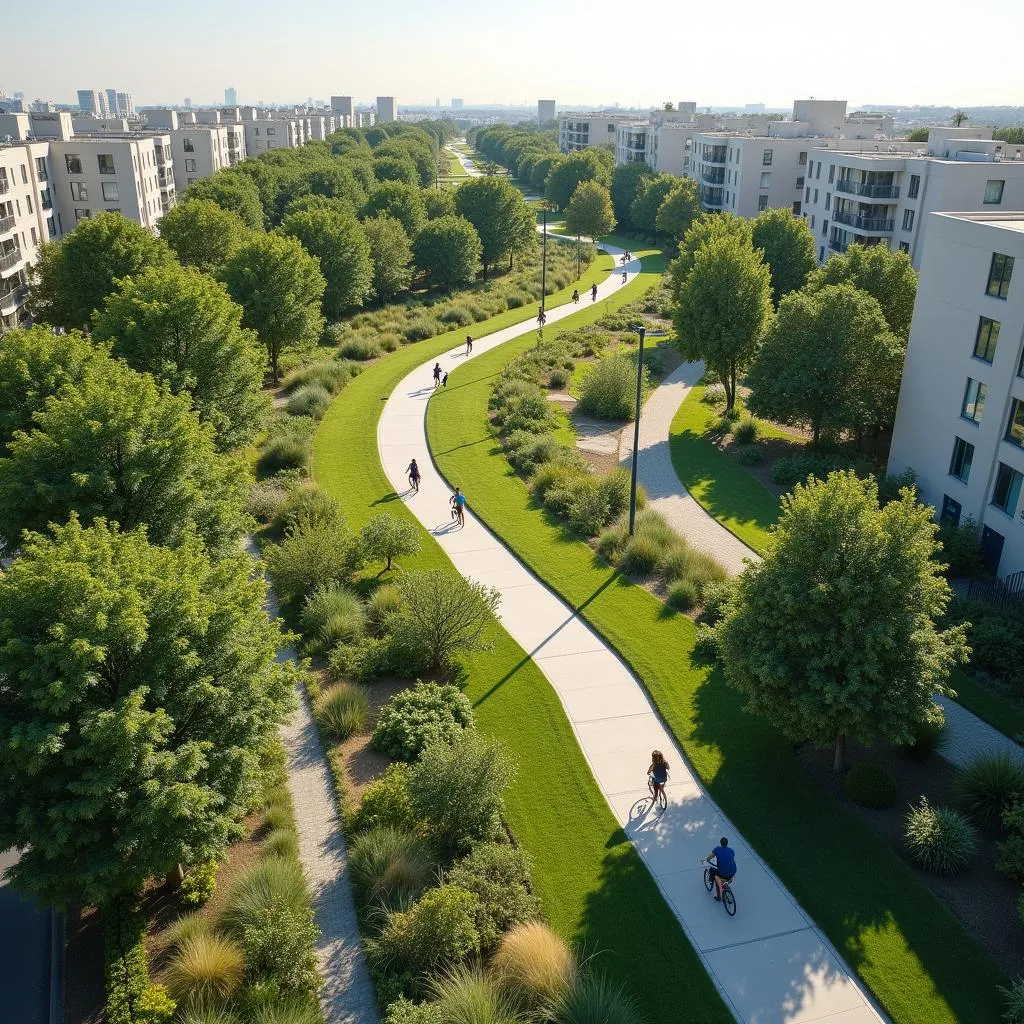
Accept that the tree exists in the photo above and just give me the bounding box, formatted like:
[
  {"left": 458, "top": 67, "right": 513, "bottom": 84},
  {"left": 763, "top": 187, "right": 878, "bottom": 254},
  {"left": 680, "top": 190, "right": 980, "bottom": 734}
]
[
  {"left": 0, "top": 327, "right": 108, "bottom": 454},
  {"left": 717, "top": 472, "right": 968, "bottom": 772},
  {"left": 92, "top": 264, "right": 267, "bottom": 451},
  {"left": 952, "top": 110, "right": 968, "bottom": 127},
  {"left": 630, "top": 174, "right": 678, "bottom": 236},
  {"left": 529, "top": 156, "right": 558, "bottom": 194},
  {"left": 654, "top": 179, "right": 701, "bottom": 247},
  {"left": 222, "top": 233, "right": 327, "bottom": 383},
  {"left": 545, "top": 151, "right": 610, "bottom": 211},
  {"left": 906, "top": 128, "right": 929, "bottom": 142},
  {"left": 423, "top": 187, "right": 455, "bottom": 220},
  {"left": 673, "top": 235, "right": 773, "bottom": 413},
  {"left": 183, "top": 172, "right": 265, "bottom": 230},
  {"left": 747, "top": 284, "right": 904, "bottom": 445},
  {"left": 294, "top": 161, "right": 368, "bottom": 210},
  {"left": 412, "top": 216, "right": 482, "bottom": 291},
  {"left": 805, "top": 243, "right": 918, "bottom": 338},
  {"left": 455, "top": 177, "right": 532, "bottom": 278},
  {"left": 280, "top": 207, "right": 373, "bottom": 319},
  {"left": 0, "top": 360, "right": 247, "bottom": 553},
  {"left": 669, "top": 212, "right": 753, "bottom": 293},
  {"left": 362, "top": 216, "right": 413, "bottom": 304},
  {"left": 360, "top": 512, "right": 421, "bottom": 572},
  {"left": 564, "top": 181, "right": 616, "bottom": 240},
  {"left": 751, "top": 207, "right": 817, "bottom": 306},
  {"left": 30, "top": 213, "right": 174, "bottom": 330},
  {"left": 0, "top": 517, "right": 295, "bottom": 908},
  {"left": 363, "top": 181, "right": 428, "bottom": 238},
  {"left": 610, "top": 162, "right": 654, "bottom": 230},
  {"left": 395, "top": 568, "right": 500, "bottom": 670},
  {"left": 373, "top": 154, "right": 419, "bottom": 187},
  {"left": 158, "top": 199, "right": 250, "bottom": 275}
]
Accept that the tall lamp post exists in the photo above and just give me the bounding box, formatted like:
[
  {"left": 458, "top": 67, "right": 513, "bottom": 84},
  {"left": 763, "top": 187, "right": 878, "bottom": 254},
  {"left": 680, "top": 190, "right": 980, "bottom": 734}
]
[
  {"left": 540, "top": 206, "right": 548, "bottom": 319},
  {"left": 627, "top": 322, "right": 647, "bottom": 536}
]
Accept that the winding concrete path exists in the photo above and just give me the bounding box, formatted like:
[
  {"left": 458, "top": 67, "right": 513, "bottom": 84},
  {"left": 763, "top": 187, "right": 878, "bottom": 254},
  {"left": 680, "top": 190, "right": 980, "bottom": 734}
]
[{"left": 377, "top": 246, "right": 886, "bottom": 1023}]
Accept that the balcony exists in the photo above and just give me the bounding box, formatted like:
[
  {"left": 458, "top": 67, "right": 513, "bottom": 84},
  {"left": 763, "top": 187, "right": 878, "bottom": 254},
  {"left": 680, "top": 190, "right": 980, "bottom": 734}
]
[
  {"left": 828, "top": 238, "right": 849, "bottom": 254},
  {"left": 700, "top": 187, "right": 725, "bottom": 209},
  {"left": 701, "top": 168, "right": 726, "bottom": 185},
  {"left": 702, "top": 148, "right": 727, "bottom": 165},
  {"left": 0, "top": 214, "right": 15, "bottom": 235},
  {"left": 0, "top": 249, "right": 24, "bottom": 275},
  {"left": 0, "top": 179, "right": 8, "bottom": 195},
  {"left": 833, "top": 210, "right": 895, "bottom": 233},
  {"left": 835, "top": 180, "right": 900, "bottom": 199},
  {"left": 0, "top": 284, "right": 28, "bottom": 315}
]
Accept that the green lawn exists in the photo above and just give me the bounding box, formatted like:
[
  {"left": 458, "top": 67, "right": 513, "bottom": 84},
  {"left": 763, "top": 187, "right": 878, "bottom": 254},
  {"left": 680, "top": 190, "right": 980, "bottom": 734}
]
[
  {"left": 312, "top": 248, "right": 731, "bottom": 1023},
  {"left": 426, "top": 299, "right": 1010, "bottom": 1024}
]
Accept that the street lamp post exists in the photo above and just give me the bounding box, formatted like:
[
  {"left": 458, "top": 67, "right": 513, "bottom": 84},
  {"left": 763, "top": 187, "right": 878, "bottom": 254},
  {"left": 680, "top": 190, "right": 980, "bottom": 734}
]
[
  {"left": 541, "top": 207, "right": 548, "bottom": 318},
  {"left": 627, "top": 323, "right": 646, "bottom": 536}
]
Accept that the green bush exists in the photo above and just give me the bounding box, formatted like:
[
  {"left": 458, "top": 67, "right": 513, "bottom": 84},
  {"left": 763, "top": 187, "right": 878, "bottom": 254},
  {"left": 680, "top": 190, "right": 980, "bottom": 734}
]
[
  {"left": 997, "top": 804, "right": 1024, "bottom": 882},
  {"left": 539, "top": 467, "right": 592, "bottom": 518},
  {"left": 316, "top": 682, "right": 370, "bottom": 740},
  {"left": 244, "top": 998, "right": 322, "bottom": 1024},
  {"left": 340, "top": 336, "right": 382, "bottom": 360},
  {"left": 548, "top": 367, "right": 569, "bottom": 389},
  {"left": 283, "top": 359, "right": 359, "bottom": 396},
  {"left": 736, "top": 444, "right": 763, "bottom": 466},
  {"left": 692, "top": 623, "right": 721, "bottom": 661},
  {"left": 697, "top": 580, "right": 735, "bottom": 626},
  {"left": 429, "top": 965, "right": 521, "bottom": 1024},
  {"left": 166, "top": 932, "right": 245, "bottom": 1009},
  {"left": 770, "top": 452, "right": 858, "bottom": 488},
  {"left": 348, "top": 763, "right": 423, "bottom": 837},
  {"left": 877, "top": 468, "right": 917, "bottom": 506},
  {"left": 566, "top": 478, "right": 610, "bottom": 537},
  {"left": 286, "top": 384, "right": 332, "bottom": 420},
  {"left": 367, "top": 583, "right": 405, "bottom": 634},
  {"left": 999, "top": 977, "right": 1024, "bottom": 1024},
  {"left": 372, "top": 681, "right": 475, "bottom": 761},
  {"left": 301, "top": 582, "right": 366, "bottom": 648},
  {"left": 596, "top": 521, "right": 629, "bottom": 562},
  {"left": 936, "top": 518, "right": 987, "bottom": 578},
  {"left": 597, "top": 470, "right": 633, "bottom": 521},
  {"left": 360, "top": 513, "right": 421, "bottom": 573},
  {"left": 505, "top": 291, "right": 530, "bottom": 309},
  {"left": 439, "top": 303, "right": 474, "bottom": 326},
  {"left": 163, "top": 913, "right": 211, "bottom": 952},
  {"left": 105, "top": 908, "right": 176, "bottom": 1024},
  {"left": 495, "top": 388, "right": 555, "bottom": 436},
  {"left": 904, "top": 797, "right": 976, "bottom": 875},
  {"left": 620, "top": 533, "right": 660, "bottom": 576},
  {"left": 383, "top": 997, "right": 444, "bottom": 1024},
  {"left": 666, "top": 578, "right": 699, "bottom": 612},
  {"left": 258, "top": 417, "right": 316, "bottom": 475},
  {"left": 247, "top": 479, "right": 290, "bottom": 524},
  {"left": 944, "top": 597, "right": 1024, "bottom": 691},
  {"left": 447, "top": 842, "right": 542, "bottom": 950},
  {"left": 733, "top": 417, "right": 758, "bottom": 445},
  {"left": 240, "top": 899, "right": 320, "bottom": 994},
  {"left": 273, "top": 484, "right": 343, "bottom": 534},
  {"left": 700, "top": 382, "right": 726, "bottom": 406},
  {"left": 531, "top": 462, "right": 580, "bottom": 501},
  {"left": 263, "top": 828, "right": 300, "bottom": 861},
  {"left": 180, "top": 859, "right": 218, "bottom": 906},
  {"left": 577, "top": 354, "right": 644, "bottom": 421},
  {"left": 956, "top": 752, "right": 1024, "bottom": 830},
  {"left": 222, "top": 857, "right": 310, "bottom": 937},
  {"left": 902, "top": 714, "right": 948, "bottom": 763},
  {"left": 505, "top": 431, "right": 563, "bottom": 475},
  {"left": 844, "top": 762, "right": 898, "bottom": 809},
  {"left": 350, "top": 825, "right": 435, "bottom": 910},
  {"left": 404, "top": 317, "right": 439, "bottom": 342},
  {"left": 265, "top": 519, "right": 359, "bottom": 607}
]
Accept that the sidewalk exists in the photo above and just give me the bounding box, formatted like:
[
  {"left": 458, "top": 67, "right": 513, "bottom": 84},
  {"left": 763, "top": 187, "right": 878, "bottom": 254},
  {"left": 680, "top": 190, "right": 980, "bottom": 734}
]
[{"left": 375, "top": 248, "right": 886, "bottom": 1024}]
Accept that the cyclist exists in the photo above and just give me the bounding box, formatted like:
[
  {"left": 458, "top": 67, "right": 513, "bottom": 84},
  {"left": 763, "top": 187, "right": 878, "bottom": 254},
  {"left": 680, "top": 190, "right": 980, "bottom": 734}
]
[
  {"left": 647, "top": 750, "right": 669, "bottom": 805},
  {"left": 450, "top": 487, "right": 467, "bottom": 527},
  {"left": 591, "top": 282, "right": 598, "bottom": 302},
  {"left": 705, "top": 837, "right": 737, "bottom": 901},
  {"left": 407, "top": 458, "right": 421, "bottom": 492}
]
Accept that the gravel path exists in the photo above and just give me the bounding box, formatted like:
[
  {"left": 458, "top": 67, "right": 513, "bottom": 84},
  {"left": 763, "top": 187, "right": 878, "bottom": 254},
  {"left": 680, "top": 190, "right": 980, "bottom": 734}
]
[{"left": 934, "top": 694, "right": 1024, "bottom": 768}]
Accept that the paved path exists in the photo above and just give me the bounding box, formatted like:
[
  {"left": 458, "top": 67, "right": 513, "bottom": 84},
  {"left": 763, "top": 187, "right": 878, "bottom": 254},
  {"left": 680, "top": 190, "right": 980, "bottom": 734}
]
[
  {"left": 447, "top": 143, "right": 481, "bottom": 177},
  {"left": 377, "top": 246, "right": 886, "bottom": 1024},
  {"left": 246, "top": 541, "right": 379, "bottom": 1024},
  {"left": 934, "top": 694, "right": 1024, "bottom": 767},
  {"left": 0, "top": 849, "right": 51, "bottom": 1024}
]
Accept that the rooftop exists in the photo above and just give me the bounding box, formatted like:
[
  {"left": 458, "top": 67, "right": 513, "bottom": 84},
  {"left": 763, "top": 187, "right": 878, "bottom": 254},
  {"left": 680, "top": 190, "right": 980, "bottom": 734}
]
[{"left": 939, "top": 212, "right": 1024, "bottom": 233}]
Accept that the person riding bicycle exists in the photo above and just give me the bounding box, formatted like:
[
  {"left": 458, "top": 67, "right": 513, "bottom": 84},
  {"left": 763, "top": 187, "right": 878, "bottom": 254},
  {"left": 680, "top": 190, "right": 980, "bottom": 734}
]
[
  {"left": 407, "top": 458, "right": 421, "bottom": 491},
  {"left": 705, "top": 837, "right": 736, "bottom": 901},
  {"left": 450, "top": 487, "right": 467, "bottom": 526},
  {"left": 647, "top": 750, "right": 669, "bottom": 804}
]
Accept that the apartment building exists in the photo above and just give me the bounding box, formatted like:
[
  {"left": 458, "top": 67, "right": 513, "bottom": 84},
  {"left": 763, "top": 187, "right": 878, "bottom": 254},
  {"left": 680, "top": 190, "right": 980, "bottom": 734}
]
[
  {"left": 538, "top": 99, "right": 556, "bottom": 124},
  {"left": 559, "top": 112, "right": 642, "bottom": 153},
  {"left": 888, "top": 212, "right": 1024, "bottom": 577},
  {"left": 376, "top": 97, "right": 397, "bottom": 123},
  {"left": 144, "top": 109, "right": 246, "bottom": 190},
  {"left": 802, "top": 128, "right": 1024, "bottom": 268}
]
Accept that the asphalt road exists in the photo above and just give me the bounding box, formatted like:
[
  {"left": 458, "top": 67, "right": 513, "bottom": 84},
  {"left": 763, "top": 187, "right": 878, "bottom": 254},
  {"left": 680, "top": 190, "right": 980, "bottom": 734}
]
[{"left": 0, "top": 849, "right": 52, "bottom": 1024}]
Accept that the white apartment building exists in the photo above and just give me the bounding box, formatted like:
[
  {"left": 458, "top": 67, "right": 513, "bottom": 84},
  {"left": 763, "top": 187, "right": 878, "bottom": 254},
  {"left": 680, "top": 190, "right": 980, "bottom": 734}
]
[
  {"left": 376, "top": 97, "right": 397, "bottom": 124},
  {"left": 144, "top": 109, "right": 247, "bottom": 190},
  {"left": 888, "top": 212, "right": 1024, "bottom": 577},
  {"left": 559, "top": 112, "right": 642, "bottom": 153},
  {"left": 802, "top": 128, "right": 1024, "bottom": 268}
]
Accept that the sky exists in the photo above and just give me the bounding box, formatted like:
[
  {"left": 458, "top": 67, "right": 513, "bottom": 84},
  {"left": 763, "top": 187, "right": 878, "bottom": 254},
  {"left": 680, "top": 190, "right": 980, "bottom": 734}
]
[{"left": 6, "top": 0, "right": 1023, "bottom": 111}]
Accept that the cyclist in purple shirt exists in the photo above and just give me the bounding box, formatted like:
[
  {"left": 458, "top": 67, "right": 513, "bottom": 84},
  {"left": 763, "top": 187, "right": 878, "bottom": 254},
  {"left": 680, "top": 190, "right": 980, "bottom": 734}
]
[{"left": 706, "top": 837, "right": 736, "bottom": 901}]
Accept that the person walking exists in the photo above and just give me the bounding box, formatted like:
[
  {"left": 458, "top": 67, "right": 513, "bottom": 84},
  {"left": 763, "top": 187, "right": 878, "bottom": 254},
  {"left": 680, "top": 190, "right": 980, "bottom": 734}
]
[
  {"left": 432, "top": 362, "right": 442, "bottom": 388},
  {"left": 537, "top": 306, "right": 546, "bottom": 327},
  {"left": 450, "top": 487, "right": 467, "bottom": 527},
  {"left": 621, "top": 269, "right": 627, "bottom": 283},
  {"left": 406, "top": 458, "right": 421, "bottom": 492},
  {"left": 571, "top": 288, "right": 579, "bottom": 304},
  {"left": 465, "top": 335, "right": 473, "bottom": 355},
  {"left": 591, "top": 282, "right": 598, "bottom": 302}
]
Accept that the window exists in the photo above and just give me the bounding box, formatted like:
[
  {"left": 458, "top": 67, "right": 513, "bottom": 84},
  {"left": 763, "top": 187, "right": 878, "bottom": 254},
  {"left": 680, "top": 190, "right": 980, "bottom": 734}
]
[
  {"left": 102, "top": 181, "right": 119, "bottom": 202},
  {"left": 184, "top": 159, "right": 196, "bottom": 172},
  {"left": 822, "top": 219, "right": 829, "bottom": 236},
  {"left": 46, "top": 215, "right": 56, "bottom": 238},
  {"left": 986, "top": 252, "right": 1014, "bottom": 299},
  {"left": 984, "top": 180, "right": 1005, "bottom": 205},
  {"left": 902, "top": 209, "right": 915, "bottom": 231},
  {"left": 949, "top": 437, "right": 975, "bottom": 482},
  {"left": 908, "top": 174, "right": 920, "bottom": 199},
  {"left": 828, "top": 163, "right": 835, "bottom": 183},
  {"left": 35, "top": 156, "right": 47, "bottom": 181},
  {"left": 26, "top": 195, "right": 32, "bottom": 214},
  {"left": 70, "top": 182, "right": 88, "bottom": 201},
  {"left": 796, "top": 176, "right": 805, "bottom": 189},
  {"left": 899, "top": 241, "right": 910, "bottom": 253},
  {"left": 758, "top": 195, "right": 768, "bottom": 212},
  {"left": 96, "top": 154, "right": 114, "bottom": 175},
  {"left": 810, "top": 214, "right": 816, "bottom": 229},
  {"left": 799, "top": 151, "right": 807, "bottom": 165},
  {"left": 962, "top": 378, "right": 988, "bottom": 423},
  {"left": 762, "top": 148, "right": 773, "bottom": 166},
  {"left": 188, "top": 177, "right": 197, "bottom": 185},
  {"left": 107, "top": 208, "right": 120, "bottom": 215},
  {"left": 41, "top": 187, "right": 52, "bottom": 210},
  {"left": 30, "top": 226, "right": 36, "bottom": 245},
  {"left": 939, "top": 495, "right": 962, "bottom": 528},
  {"left": 992, "top": 462, "right": 1023, "bottom": 516},
  {"left": 819, "top": 245, "right": 825, "bottom": 261},
  {"left": 813, "top": 188, "right": 819, "bottom": 204},
  {"left": 74, "top": 208, "right": 90, "bottom": 223},
  {"left": 65, "top": 154, "right": 82, "bottom": 174},
  {"left": 973, "top": 317, "right": 1000, "bottom": 362},
  {"left": 824, "top": 191, "right": 831, "bottom": 208},
  {"left": 792, "top": 201, "right": 801, "bottom": 216},
  {"left": 183, "top": 138, "right": 195, "bottom": 152},
  {"left": 1006, "top": 399, "right": 1024, "bottom": 448},
  {"left": 760, "top": 171, "right": 771, "bottom": 189},
  {"left": 805, "top": 186, "right": 810, "bottom": 203},
  {"left": 267, "top": 128, "right": 276, "bottom": 136},
  {"left": 20, "top": 165, "right": 27, "bottom": 185}
]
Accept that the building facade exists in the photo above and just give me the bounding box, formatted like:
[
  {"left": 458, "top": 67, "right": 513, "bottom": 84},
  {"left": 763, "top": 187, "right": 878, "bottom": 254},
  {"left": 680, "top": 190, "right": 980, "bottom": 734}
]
[
  {"left": 558, "top": 112, "right": 637, "bottom": 152},
  {"left": 376, "top": 96, "right": 397, "bottom": 123},
  {"left": 538, "top": 99, "right": 556, "bottom": 124},
  {"left": 888, "top": 212, "right": 1024, "bottom": 577}
]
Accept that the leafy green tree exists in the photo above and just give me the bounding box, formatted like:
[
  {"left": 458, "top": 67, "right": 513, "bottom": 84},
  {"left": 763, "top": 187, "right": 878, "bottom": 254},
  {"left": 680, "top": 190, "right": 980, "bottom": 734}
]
[
  {"left": 751, "top": 208, "right": 817, "bottom": 305},
  {"left": 412, "top": 215, "right": 482, "bottom": 291},
  {"left": 906, "top": 127, "right": 929, "bottom": 142},
  {"left": 545, "top": 150, "right": 610, "bottom": 211},
  {"left": 222, "top": 233, "right": 327, "bottom": 382},
  {"left": 0, "top": 360, "right": 247, "bottom": 553},
  {"left": 454, "top": 177, "right": 531, "bottom": 278},
  {"left": 805, "top": 243, "right": 918, "bottom": 338},
  {"left": 280, "top": 207, "right": 373, "bottom": 319},
  {"left": 654, "top": 179, "right": 701, "bottom": 247},
  {"left": 630, "top": 174, "right": 678, "bottom": 236},
  {"left": 362, "top": 216, "right": 414, "bottom": 304},
  {"left": 373, "top": 154, "right": 419, "bottom": 187},
  {"left": 669, "top": 213, "right": 753, "bottom": 293},
  {"left": 529, "top": 156, "right": 558, "bottom": 193},
  {"left": 157, "top": 199, "right": 250, "bottom": 275},
  {"left": 363, "top": 181, "right": 427, "bottom": 238},
  {"left": 360, "top": 512, "right": 421, "bottom": 572},
  {"left": 295, "top": 161, "right": 368, "bottom": 210},
  {"left": 717, "top": 472, "right": 968, "bottom": 772},
  {"left": 92, "top": 264, "right": 267, "bottom": 451},
  {"left": 30, "top": 213, "right": 174, "bottom": 330},
  {"left": 747, "top": 284, "right": 903, "bottom": 445},
  {"left": 0, "top": 517, "right": 295, "bottom": 908},
  {"left": 183, "top": 172, "right": 265, "bottom": 230},
  {"left": 564, "top": 181, "right": 616, "bottom": 240},
  {"left": 610, "top": 161, "right": 653, "bottom": 229},
  {"left": 0, "top": 327, "right": 108, "bottom": 453},
  {"left": 673, "top": 235, "right": 773, "bottom": 412},
  {"left": 423, "top": 187, "right": 455, "bottom": 220}
]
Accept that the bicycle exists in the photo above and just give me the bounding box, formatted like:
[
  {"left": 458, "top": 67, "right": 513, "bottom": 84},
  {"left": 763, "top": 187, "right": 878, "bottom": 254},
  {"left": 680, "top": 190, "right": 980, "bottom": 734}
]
[
  {"left": 701, "top": 859, "right": 737, "bottom": 916},
  {"left": 647, "top": 774, "right": 667, "bottom": 812}
]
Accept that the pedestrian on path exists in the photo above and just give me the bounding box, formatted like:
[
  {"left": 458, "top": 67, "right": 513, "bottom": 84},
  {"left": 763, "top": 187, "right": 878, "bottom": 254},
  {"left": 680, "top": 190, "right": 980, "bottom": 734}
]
[
  {"left": 407, "top": 458, "right": 421, "bottom": 491},
  {"left": 442, "top": 372, "right": 449, "bottom": 387},
  {"left": 621, "top": 269, "right": 627, "bottom": 283},
  {"left": 466, "top": 335, "right": 473, "bottom": 355},
  {"left": 450, "top": 487, "right": 466, "bottom": 527},
  {"left": 432, "top": 362, "right": 442, "bottom": 388},
  {"left": 537, "top": 306, "right": 546, "bottom": 327},
  {"left": 591, "top": 282, "right": 598, "bottom": 302},
  {"left": 572, "top": 289, "right": 579, "bottom": 304}
]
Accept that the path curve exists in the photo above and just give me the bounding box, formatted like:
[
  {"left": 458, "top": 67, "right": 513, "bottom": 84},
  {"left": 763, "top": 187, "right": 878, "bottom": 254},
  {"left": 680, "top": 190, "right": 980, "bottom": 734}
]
[{"left": 376, "top": 248, "right": 886, "bottom": 1023}]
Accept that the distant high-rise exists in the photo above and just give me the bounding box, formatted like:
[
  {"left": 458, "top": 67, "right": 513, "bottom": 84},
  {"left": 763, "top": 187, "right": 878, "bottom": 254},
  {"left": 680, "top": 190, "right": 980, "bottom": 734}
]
[
  {"left": 184, "top": 97, "right": 192, "bottom": 109},
  {"left": 376, "top": 96, "right": 397, "bottom": 123},
  {"left": 451, "top": 98, "right": 463, "bottom": 110},
  {"left": 76, "top": 89, "right": 101, "bottom": 115},
  {"left": 105, "top": 88, "right": 119, "bottom": 115},
  {"left": 331, "top": 96, "right": 353, "bottom": 116},
  {"left": 538, "top": 99, "right": 556, "bottom": 124},
  {"left": 117, "top": 92, "right": 134, "bottom": 117},
  {"left": 225, "top": 86, "right": 238, "bottom": 106},
  {"left": 435, "top": 98, "right": 440, "bottom": 108}
]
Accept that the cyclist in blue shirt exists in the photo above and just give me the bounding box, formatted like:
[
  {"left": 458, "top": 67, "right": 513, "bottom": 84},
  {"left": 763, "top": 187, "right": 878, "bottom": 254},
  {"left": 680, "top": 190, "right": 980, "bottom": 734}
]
[{"left": 705, "top": 837, "right": 736, "bottom": 901}]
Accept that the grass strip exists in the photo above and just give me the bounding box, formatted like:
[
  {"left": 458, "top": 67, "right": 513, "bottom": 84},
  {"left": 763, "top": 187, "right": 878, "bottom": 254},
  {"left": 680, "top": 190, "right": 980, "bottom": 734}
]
[
  {"left": 313, "top": 248, "right": 731, "bottom": 1023},
  {"left": 425, "top": 283, "right": 1010, "bottom": 1024}
]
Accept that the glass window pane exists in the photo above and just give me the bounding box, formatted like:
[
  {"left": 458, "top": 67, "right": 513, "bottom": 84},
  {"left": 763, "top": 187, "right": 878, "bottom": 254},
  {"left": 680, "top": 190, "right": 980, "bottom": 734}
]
[
  {"left": 1007, "top": 399, "right": 1024, "bottom": 448},
  {"left": 974, "top": 317, "right": 1000, "bottom": 362}
]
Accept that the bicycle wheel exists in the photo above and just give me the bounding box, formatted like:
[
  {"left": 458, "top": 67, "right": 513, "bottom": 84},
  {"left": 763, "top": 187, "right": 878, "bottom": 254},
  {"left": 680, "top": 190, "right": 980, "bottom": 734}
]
[
  {"left": 722, "top": 886, "right": 736, "bottom": 916},
  {"left": 703, "top": 868, "right": 714, "bottom": 892}
]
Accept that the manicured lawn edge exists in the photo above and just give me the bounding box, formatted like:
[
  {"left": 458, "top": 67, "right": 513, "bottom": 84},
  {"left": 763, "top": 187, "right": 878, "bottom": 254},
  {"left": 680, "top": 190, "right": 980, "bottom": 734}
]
[
  {"left": 312, "top": 248, "right": 732, "bottom": 1024},
  {"left": 426, "top": 293, "right": 1010, "bottom": 1023}
]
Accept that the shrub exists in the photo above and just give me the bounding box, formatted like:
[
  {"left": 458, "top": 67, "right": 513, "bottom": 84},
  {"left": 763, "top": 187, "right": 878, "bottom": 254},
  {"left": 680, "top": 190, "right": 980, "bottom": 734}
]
[
  {"left": 692, "top": 623, "right": 720, "bottom": 661},
  {"left": 770, "top": 452, "right": 857, "bottom": 488},
  {"left": 844, "top": 763, "right": 898, "bottom": 809},
  {"left": 556, "top": 973, "right": 642, "bottom": 1024},
  {"left": 531, "top": 462, "right": 580, "bottom": 501},
  {"left": 360, "top": 513, "right": 422, "bottom": 572},
  {"left": 245, "top": 999, "right": 322, "bottom": 1024},
  {"left": 936, "top": 518, "right": 987, "bottom": 578},
  {"left": 180, "top": 860, "right": 218, "bottom": 906},
  {"left": 408, "top": 732, "right": 515, "bottom": 856},
  {"left": 504, "top": 291, "right": 530, "bottom": 309},
  {"left": 429, "top": 965, "right": 521, "bottom": 1024},
  {"left": 491, "top": 922, "right": 576, "bottom": 1012},
  {"left": 877, "top": 468, "right": 917, "bottom": 506},
  {"left": 404, "top": 317, "right": 439, "bottom": 342},
  {"left": 265, "top": 519, "right": 359, "bottom": 607},
  {"left": 347, "top": 763, "right": 423, "bottom": 837},
  {"left": 620, "top": 533, "right": 661, "bottom": 576},
  {"left": 495, "top": 389, "right": 555, "bottom": 436},
  {"left": 286, "top": 384, "right": 332, "bottom": 420},
  {"left": 222, "top": 857, "right": 310, "bottom": 937},
  {"left": 956, "top": 752, "right": 1024, "bottom": 830},
  {"left": 263, "top": 828, "right": 299, "bottom": 861},
  {"left": 350, "top": 826, "right": 435, "bottom": 910},
  {"left": 733, "top": 417, "right": 758, "bottom": 445},
  {"left": 697, "top": 580, "right": 735, "bottom": 627},
  {"left": 902, "top": 714, "right": 948, "bottom": 763},
  {"left": 577, "top": 354, "right": 643, "bottom": 421},
  {"left": 273, "top": 483, "right": 342, "bottom": 534},
  {"left": 340, "top": 336, "right": 382, "bottom": 360},
  {"left": 373, "top": 681, "right": 475, "bottom": 760},
  {"left": 596, "top": 521, "right": 629, "bottom": 562},
  {"left": 301, "top": 583, "right": 366, "bottom": 649},
  {"left": 701, "top": 383, "right": 726, "bottom": 406},
  {"left": 439, "top": 303, "right": 474, "bottom": 326},
  {"left": 598, "top": 469, "right": 633, "bottom": 521},
  {"left": 166, "top": 933, "right": 244, "bottom": 1009},
  {"left": 566, "top": 478, "right": 610, "bottom": 537},
  {"left": 316, "top": 682, "right": 370, "bottom": 740},
  {"left": 384, "top": 997, "right": 444, "bottom": 1024},
  {"left": 447, "top": 842, "right": 542, "bottom": 951},
  {"left": 247, "top": 480, "right": 290, "bottom": 524},
  {"left": 505, "top": 431, "right": 563, "bottom": 476},
  {"left": 258, "top": 419, "right": 314, "bottom": 475},
  {"left": 548, "top": 367, "right": 569, "bottom": 389},
  {"left": 283, "top": 359, "right": 358, "bottom": 396},
  {"left": 240, "top": 899, "right": 320, "bottom": 994},
  {"left": 904, "top": 797, "right": 977, "bottom": 874},
  {"left": 736, "top": 444, "right": 763, "bottom": 466},
  {"left": 367, "top": 583, "right": 405, "bottom": 634},
  {"left": 997, "top": 804, "right": 1024, "bottom": 882},
  {"left": 105, "top": 908, "right": 175, "bottom": 1024},
  {"left": 999, "top": 978, "right": 1024, "bottom": 1024},
  {"left": 540, "top": 468, "right": 592, "bottom": 519},
  {"left": 666, "top": 578, "right": 699, "bottom": 612},
  {"left": 944, "top": 597, "right": 1024, "bottom": 690}
]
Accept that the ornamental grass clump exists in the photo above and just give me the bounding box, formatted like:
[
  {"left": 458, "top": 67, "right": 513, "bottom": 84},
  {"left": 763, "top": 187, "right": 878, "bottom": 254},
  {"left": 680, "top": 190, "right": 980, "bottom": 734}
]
[
  {"left": 350, "top": 825, "right": 435, "bottom": 909},
  {"left": 301, "top": 583, "right": 366, "bottom": 649},
  {"left": 904, "top": 797, "right": 976, "bottom": 875},
  {"left": 491, "top": 922, "right": 576, "bottom": 1014},
  {"left": 555, "top": 973, "right": 643, "bottom": 1024},
  {"left": 577, "top": 354, "right": 645, "bottom": 422},
  {"left": 316, "top": 682, "right": 370, "bottom": 740},
  {"left": 956, "top": 752, "right": 1024, "bottom": 830},
  {"left": 165, "top": 933, "right": 245, "bottom": 1009}
]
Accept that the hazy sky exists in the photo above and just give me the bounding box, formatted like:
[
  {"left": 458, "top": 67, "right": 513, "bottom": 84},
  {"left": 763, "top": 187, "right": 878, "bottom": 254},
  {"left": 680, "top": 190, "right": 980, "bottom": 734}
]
[{"left": 7, "top": 0, "right": 1023, "bottom": 110}]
